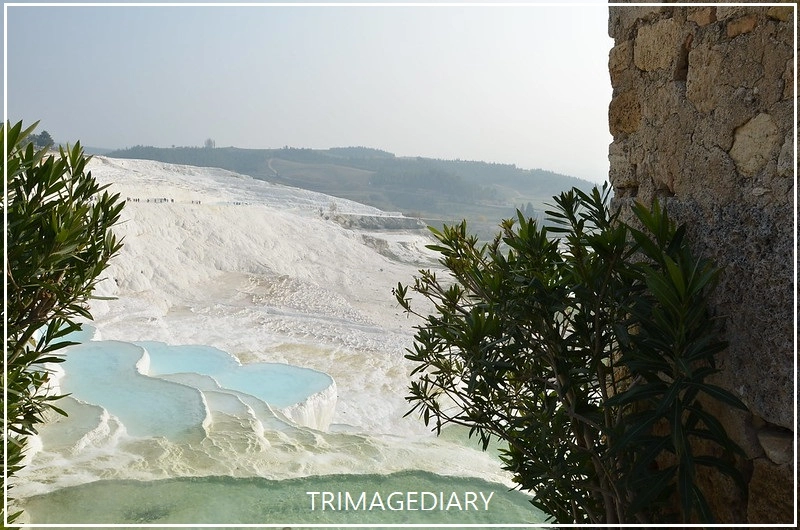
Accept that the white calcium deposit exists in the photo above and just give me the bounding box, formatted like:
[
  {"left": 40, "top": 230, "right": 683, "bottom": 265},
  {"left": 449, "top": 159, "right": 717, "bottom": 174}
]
[{"left": 15, "top": 156, "right": 515, "bottom": 501}]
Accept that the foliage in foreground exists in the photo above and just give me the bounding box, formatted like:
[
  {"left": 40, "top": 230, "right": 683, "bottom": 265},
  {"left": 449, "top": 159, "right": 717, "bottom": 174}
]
[
  {"left": 3, "top": 121, "right": 124, "bottom": 523},
  {"left": 396, "top": 185, "right": 746, "bottom": 524}
]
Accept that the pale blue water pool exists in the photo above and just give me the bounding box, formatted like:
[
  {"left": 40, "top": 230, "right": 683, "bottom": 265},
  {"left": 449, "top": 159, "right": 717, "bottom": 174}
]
[
  {"left": 58, "top": 337, "right": 335, "bottom": 441},
  {"left": 138, "top": 341, "right": 334, "bottom": 408},
  {"left": 59, "top": 341, "right": 208, "bottom": 440},
  {"left": 139, "top": 341, "right": 239, "bottom": 374}
]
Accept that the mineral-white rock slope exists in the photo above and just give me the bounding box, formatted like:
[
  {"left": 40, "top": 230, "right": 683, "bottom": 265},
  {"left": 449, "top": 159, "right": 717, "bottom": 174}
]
[{"left": 88, "top": 156, "right": 438, "bottom": 437}]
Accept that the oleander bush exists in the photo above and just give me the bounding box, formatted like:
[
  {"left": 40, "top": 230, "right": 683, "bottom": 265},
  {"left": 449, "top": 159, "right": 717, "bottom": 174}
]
[
  {"left": 396, "top": 185, "right": 746, "bottom": 524},
  {"left": 3, "top": 121, "right": 124, "bottom": 523}
]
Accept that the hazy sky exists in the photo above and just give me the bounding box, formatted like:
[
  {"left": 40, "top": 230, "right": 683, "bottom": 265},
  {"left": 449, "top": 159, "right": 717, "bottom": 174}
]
[{"left": 6, "top": 2, "right": 614, "bottom": 183}]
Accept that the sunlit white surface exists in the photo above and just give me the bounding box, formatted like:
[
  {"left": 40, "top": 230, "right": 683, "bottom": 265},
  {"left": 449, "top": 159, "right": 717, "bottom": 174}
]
[{"left": 16, "top": 157, "right": 526, "bottom": 522}]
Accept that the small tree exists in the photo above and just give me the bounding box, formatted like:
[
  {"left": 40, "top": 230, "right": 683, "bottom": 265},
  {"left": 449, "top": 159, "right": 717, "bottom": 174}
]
[
  {"left": 3, "top": 121, "right": 125, "bottom": 522},
  {"left": 395, "top": 185, "right": 746, "bottom": 524},
  {"left": 204, "top": 137, "right": 215, "bottom": 149},
  {"left": 33, "top": 130, "right": 54, "bottom": 149}
]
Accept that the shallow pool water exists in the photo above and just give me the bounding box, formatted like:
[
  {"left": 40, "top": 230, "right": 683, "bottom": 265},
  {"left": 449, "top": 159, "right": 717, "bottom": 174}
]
[
  {"left": 21, "top": 470, "right": 548, "bottom": 527},
  {"left": 58, "top": 337, "right": 336, "bottom": 440},
  {"left": 138, "top": 340, "right": 334, "bottom": 408},
  {"left": 59, "top": 341, "right": 208, "bottom": 440}
]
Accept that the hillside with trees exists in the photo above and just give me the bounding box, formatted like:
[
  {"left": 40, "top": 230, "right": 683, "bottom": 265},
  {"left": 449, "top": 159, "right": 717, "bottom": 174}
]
[{"left": 106, "top": 145, "right": 596, "bottom": 237}]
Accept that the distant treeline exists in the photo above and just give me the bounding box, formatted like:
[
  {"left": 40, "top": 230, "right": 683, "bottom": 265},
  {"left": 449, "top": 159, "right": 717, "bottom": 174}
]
[
  {"left": 107, "top": 145, "right": 269, "bottom": 176},
  {"left": 105, "top": 145, "right": 595, "bottom": 225}
]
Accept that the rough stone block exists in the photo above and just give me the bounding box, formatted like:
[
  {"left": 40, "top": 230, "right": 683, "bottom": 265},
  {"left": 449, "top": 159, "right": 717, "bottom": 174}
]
[
  {"left": 782, "top": 59, "right": 793, "bottom": 100},
  {"left": 608, "top": 160, "right": 637, "bottom": 190},
  {"left": 681, "top": 145, "right": 738, "bottom": 204},
  {"left": 609, "top": 6, "right": 664, "bottom": 39},
  {"left": 777, "top": 130, "right": 795, "bottom": 177},
  {"left": 716, "top": 6, "right": 748, "bottom": 21},
  {"left": 758, "top": 42, "right": 793, "bottom": 108},
  {"left": 756, "top": 427, "right": 794, "bottom": 465},
  {"left": 688, "top": 7, "right": 716, "bottom": 26},
  {"left": 729, "top": 113, "right": 780, "bottom": 176},
  {"left": 747, "top": 459, "right": 794, "bottom": 523},
  {"left": 686, "top": 44, "right": 724, "bottom": 113},
  {"left": 710, "top": 203, "right": 794, "bottom": 430},
  {"left": 767, "top": 6, "right": 793, "bottom": 22},
  {"left": 608, "top": 40, "right": 632, "bottom": 88},
  {"left": 608, "top": 90, "right": 641, "bottom": 135},
  {"left": 634, "top": 18, "right": 681, "bottom": 71},
  {"left": 727, "top": 15, "right": 759, "bottom": 38}
]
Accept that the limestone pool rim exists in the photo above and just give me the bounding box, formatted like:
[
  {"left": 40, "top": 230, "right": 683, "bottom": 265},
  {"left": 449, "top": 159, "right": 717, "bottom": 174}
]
[{"left": 55, "top": 329, "right": 339, "bottom": 433}]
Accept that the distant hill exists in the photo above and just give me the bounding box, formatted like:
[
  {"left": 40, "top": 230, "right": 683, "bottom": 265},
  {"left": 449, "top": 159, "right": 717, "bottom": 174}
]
[
  {"left": 78, "top": 146, "right": 116, "bottom": 156},
  {"left": 105, "top": 145, "right": 595, "bottom": 238}
]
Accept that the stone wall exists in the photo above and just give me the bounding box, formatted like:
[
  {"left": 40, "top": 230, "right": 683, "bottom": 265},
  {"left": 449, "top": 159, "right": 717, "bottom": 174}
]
[{"left": 607, "top": 2, "right": 795, "bottom": 524}]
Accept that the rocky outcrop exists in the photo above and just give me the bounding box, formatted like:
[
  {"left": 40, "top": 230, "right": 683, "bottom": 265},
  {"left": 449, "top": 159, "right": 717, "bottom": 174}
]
[
  {"left": 608, "top": 2, "right": 795, "bottom": 524},
  {"left": 326, "top": 213, "right": 426, "bottom": 231}
]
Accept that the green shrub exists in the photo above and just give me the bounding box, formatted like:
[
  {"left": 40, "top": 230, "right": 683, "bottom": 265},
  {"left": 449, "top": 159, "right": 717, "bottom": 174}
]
[
  {"left": 395, "top": 185, "right": 746, "bottom": 524},
  {"left": 3, "top": 121, "right": 124, "bottom": 522}
]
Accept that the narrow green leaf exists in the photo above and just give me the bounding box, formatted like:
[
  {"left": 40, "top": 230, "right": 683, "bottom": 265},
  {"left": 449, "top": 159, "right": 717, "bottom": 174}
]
[
  {"left": 678, "top": 450, "right": 695, "bottom": 522},
  {"left": 663, "top": 255, "right": 686, "bottom": 299},
  {"left": 690, "top": 383, "right": 747, "bottom": 410},
  {"left": 627, "top": 466, "right": 674, "bottom": 517},
  {"left": 691, "top": 483, "right": 714, "bottom": 523}
]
